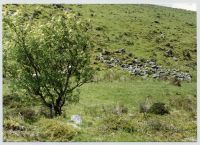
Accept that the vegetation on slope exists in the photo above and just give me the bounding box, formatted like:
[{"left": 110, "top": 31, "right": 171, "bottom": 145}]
[{"left": 3, "top": 4, "right": 197, "bottom": 142}]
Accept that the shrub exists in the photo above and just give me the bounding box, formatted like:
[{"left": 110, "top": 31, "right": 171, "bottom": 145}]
[
  {"left": 37, "top": 118, "right": 78, "bottom": 142},
  {"left": 39, "top": 106, "right": 51, "bottom": 118},
  {"left": 3, "top": 94, "right": 22, "bottom": 107},
  {"left": 169, "top": 96, "right": 196, "bottom": 112},
  {"left": 19, "top": 108, "right": 37, "bottom": 123},
  {"left": 146, "top": 118, "right": 177, "bottom": 132},
  {"left": 147, "top": 102, "right": 169, "bottom": 115},
  {"left": 4, "top": 117, "right": 26, "bottom": 131},
  {"left": 99, "top": 114, "right": 136, "bottom": 133},
  {"left": 3, "top": 93, "right": 37, "bottom": 108},
  {"left": 147, "top": 119, "right": 163, "bottom": 131}
]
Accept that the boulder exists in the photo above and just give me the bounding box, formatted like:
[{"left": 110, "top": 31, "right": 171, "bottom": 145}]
[
  {"left": 71, "top": 115, "right": 82, "bottom": 125},
  {"left": 151, "top": 65, "right": 159, "bottom": 69},
  {"left": 110, "top": 57, "right": 120, "bottom": 64},
  {"left": 106, "top": 63, "right": 115, "bottom": 68},
  {"left": 121, "top": 64, "right": 129, "bottom": 68},
  {"left": 149, "top": 61, "right": 156, "bottom": 66}
]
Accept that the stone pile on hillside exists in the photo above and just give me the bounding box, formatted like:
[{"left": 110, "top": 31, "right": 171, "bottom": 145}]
[{"left": 95, "top": 48, "right": 192, "bottom": 81}]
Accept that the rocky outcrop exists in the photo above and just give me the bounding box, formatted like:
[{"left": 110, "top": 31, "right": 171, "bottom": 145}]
[{"left": 95, "top": 48, "right": 192, "bottom": 82}]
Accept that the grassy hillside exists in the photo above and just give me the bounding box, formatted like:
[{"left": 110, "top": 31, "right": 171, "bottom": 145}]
[{"left": 3, "top": 4, "right": 197, "bottom": 142}]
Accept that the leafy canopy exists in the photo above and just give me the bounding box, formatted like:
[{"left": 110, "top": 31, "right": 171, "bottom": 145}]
[{"left": 3, "top": 5, "right": 94, "bottom": 116}]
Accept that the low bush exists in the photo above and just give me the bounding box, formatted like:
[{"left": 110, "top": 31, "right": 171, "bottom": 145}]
[
  {"left": 145, "top": 118, "right": 178, "bottom": 132},
  {"left": 169, "top": 96, "right": 196, "bottom": 112},
  {"left": 3, "top": 94, "right": 22, "bottom": 108},
  {"left": 4, "top": 117, "right": 26, "bottom": 131},
  {"left": 99, "top": 114, "right": 136, "bottom": 133},
  {"left": 19, "top": 108, "right": 37, "bottom": 123},
  {"left": 147, "top": 102, "right": 169, "bottom": 115},
  {"left": 37, "top": 118, "right": 78, "bottom": 142}
]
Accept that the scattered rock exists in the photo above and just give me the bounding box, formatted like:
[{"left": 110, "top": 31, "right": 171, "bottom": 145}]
[
  {"left": 164, "top": 49, "right": 173, "bottom": 57},
  {"left": 71, "top": 115, "right": 82, "bottom": 125},
  {"left": 115, "top": 48, "right": 126, "bottom": 54},
  {"left": 183, "top": 49, "right": 191, "bottom": 60},
  {"left": 172, "top": 57, "right": 178, "bottom": 61},
  {"left": 95, "top": 48, "right": 192, "bottom": 82},
  {"left": 102, "top": 49, "right": 111, "bottom": 55},
  {"left": 152, "top": 73, "right": 160, "bottom": 78}
]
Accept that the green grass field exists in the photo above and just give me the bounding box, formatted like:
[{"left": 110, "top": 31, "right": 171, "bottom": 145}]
[{"left": 3, "top": 4, "right": 197, "bottom": 142}]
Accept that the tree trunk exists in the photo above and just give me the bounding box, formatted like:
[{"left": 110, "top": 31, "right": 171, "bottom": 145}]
[
  {"left": 58, "top": 107, "right": 62, "bottom": 115},
  {"left": 54, "top": 106, "right": 62, "bottom": 116},
  {"left": 49, "top": 105, "right": 53, "bottom": 118}
]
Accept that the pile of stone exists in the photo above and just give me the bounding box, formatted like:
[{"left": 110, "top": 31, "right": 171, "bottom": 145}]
[
  {"left": 121, "top": 61, "right": 192, "bottom": 81},
  {"left": 95, "top": 48, "right": 192, "bottom": 81}
]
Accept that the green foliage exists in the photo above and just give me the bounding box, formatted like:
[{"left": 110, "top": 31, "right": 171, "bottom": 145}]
[
  {"left": 3, "top": 5, "right": 94, "bottom": 116},
  {"left": 4, "top": 117, "right": 26, "bottom": 131},
  {"left": 146, "top": 118, "right": 175, "bottom": 131},
  {"left": 3, "top": 91, "right": 36, "bottom": 108},
  {"left": 147, "top": 102, "right": 169, "bottom": 115},
  {"left": 169, "top": 95, "right": 196, "bottom": 112},
  {"left": 37, "top": 118, "right": 78, "bottom": 141},
  {"left": 99, "top": 114, "right": 136, "bottom": 133},
  {"left": 19, "top": 108, "right": 37, "bottom": 123},
  {"left": 3, "top": 4, "right": 196, "bottom": 142}
]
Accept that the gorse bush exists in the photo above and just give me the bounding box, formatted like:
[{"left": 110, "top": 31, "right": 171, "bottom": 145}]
[
  {"left": 99, "top": 114, "right": 136, "bottom": 133},
  {"left": 37, "top": 118, "right": 78, "bottom": 141},
  {"left": 4, "top": 117, "right": 26, "bottom": 131}
]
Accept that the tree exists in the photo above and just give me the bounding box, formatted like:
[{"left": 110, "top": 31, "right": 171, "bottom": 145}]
[{"left": 3, "top": 6, "right": 94, "bottom": 117}]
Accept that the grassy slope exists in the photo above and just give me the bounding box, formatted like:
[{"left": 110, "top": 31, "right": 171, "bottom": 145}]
[
  {"left": 3, "top": 4, "right": 197, "bottom": 142},
  {"left": 68, "top": 4, "right": 196, "bottom": 71}
]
